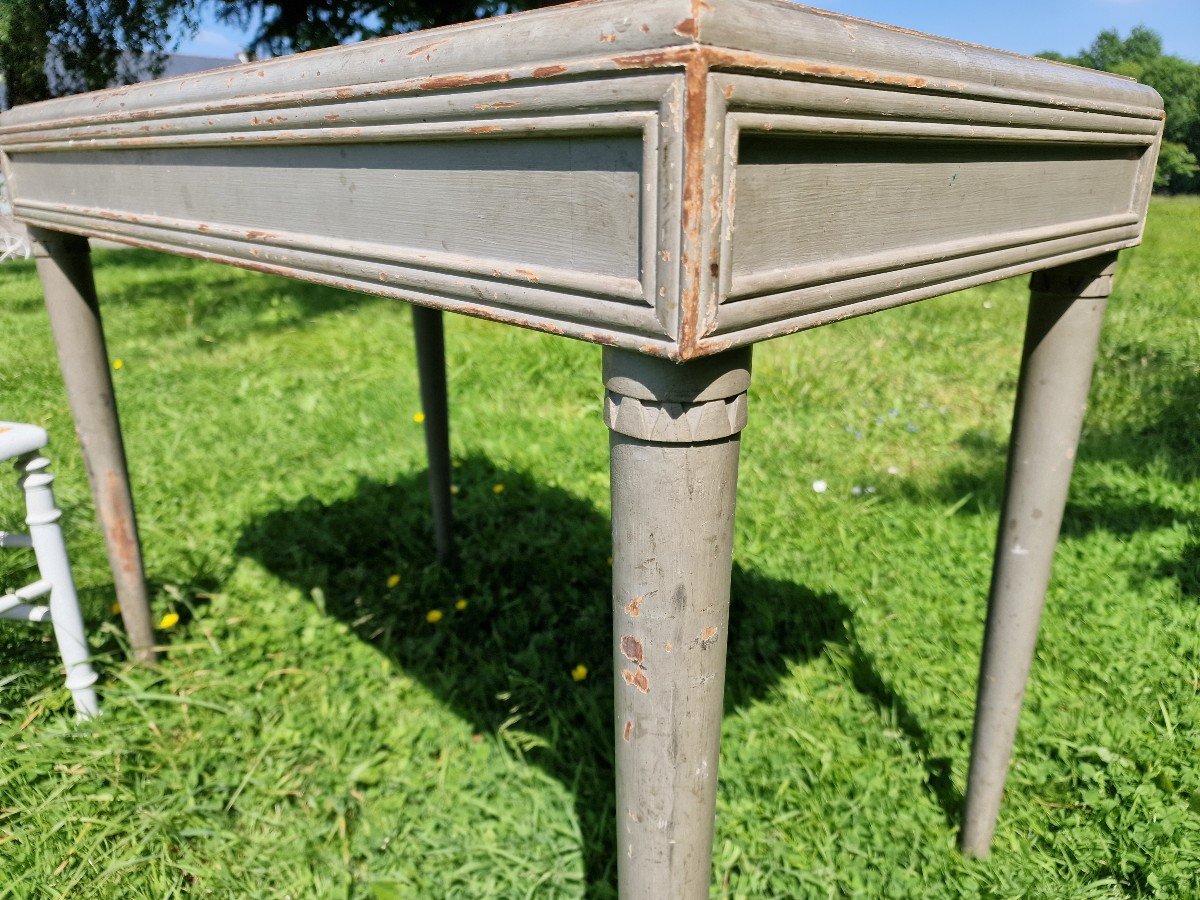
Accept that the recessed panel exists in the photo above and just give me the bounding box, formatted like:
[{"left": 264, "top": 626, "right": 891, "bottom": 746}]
[
  {"left": 9, "top": 136, "right": 644, "bottom": 282},
  {"left": 728, "top": 134, "right": 1145, "bottom": 299}
]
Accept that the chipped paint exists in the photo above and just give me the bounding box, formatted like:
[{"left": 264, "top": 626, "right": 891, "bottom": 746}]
[
  {"left": 675, "top": 18, "right": 699, "bottom": 38},
  {"left": 623, "top": 720, "right": 633, "bottom": 741},
  {"left": 691, "top": 337, "right": 734, "bottom": 357},
  {"left": 621, "top": 668, "right": 650, "bottom": 693},
  {"left": 700, "top": 47, "right": 931, "bottom": 90},
  {"left": 699, "top": 626, "right": 718, "bottom": 645},
  {"left": 458, "top": 303, "right": 567, "bottom": 335},
  {"left": 418, "top": 72, "right": 513, "bottom": 91},
  {"left": 676, "top": 55, "right": 710, "bottom": 359},
  {"left": 624, "top": 595, "right": 643, "bottom": 618},
  {"left": 532, "top": 64, "right": 568, "bottom": 79},
  {"left": 620, "top": 635, "right": 644, "bottom": 665},
  {"left": 407, "top": 38, "right": 450, "bottom": 57},
  {"left": 609, "top": 45, "right": 964, "bottom": 96},
  {"left": 610, "top": 49, "right": 685, "bottom": 71},
  {"left": 581, "top": 331, "right": 622, "bottom": 346}
]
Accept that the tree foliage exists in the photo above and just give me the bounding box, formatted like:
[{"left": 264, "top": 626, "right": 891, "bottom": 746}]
[
  {"left": 0, "top": 0, "right": 197, "bottom": 106},
  {"left": 1041, "top": 26, "right": 1200, "bottom": 193},
  {"left": 211, "top": 0, "right": 553, "bottom": 57}
]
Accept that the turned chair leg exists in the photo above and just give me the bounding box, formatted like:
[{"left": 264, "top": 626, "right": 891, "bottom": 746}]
[
  {"left": 17, "top": 452, "right": 100, "bottom": 718},
  {"left": 960, "top": 252, "right": 1117, "bottom": 857},
  {"left": 605, "top": 346, "right": 752, "bottom": 899},
  {"left": 31, "top": 227, "right": 155, "bottom": 663},
  {"left": 412, "top": 306, "right": 454, "bottom": 564},
  {"left": 1, "top": 423, "right": 100, "bottom": 719}
]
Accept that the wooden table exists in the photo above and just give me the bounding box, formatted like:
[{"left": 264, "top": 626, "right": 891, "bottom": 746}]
[{"left": 0, "top": 1, "right": 1163, "bottom": 894}]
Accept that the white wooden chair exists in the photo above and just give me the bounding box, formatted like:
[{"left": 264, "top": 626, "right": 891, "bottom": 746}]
[{"left": 0, "top": 422, "right": 99, "bottom": 717}]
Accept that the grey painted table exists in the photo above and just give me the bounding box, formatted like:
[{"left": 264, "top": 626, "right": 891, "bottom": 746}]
[{"left": 0, "top": 0, "right": 1163, "bottom": 894}]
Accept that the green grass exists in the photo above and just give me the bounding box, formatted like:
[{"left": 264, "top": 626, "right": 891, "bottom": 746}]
[{"left": 0, "top": 197, "right": 1197, "bottom": 898}]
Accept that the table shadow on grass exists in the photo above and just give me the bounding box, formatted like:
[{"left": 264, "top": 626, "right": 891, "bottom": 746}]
[{"left": 237, "top": 455, "right": 961, "bottom": 896}]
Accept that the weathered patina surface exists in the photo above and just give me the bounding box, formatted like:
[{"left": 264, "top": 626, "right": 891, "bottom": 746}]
[{"left": 0, "top": 0, "right": 1162, "bottom": 360}]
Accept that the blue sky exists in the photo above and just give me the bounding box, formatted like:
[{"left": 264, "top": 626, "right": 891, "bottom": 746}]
[{"left": 180, "top": 0, "right": 1200, "bottom": 62}]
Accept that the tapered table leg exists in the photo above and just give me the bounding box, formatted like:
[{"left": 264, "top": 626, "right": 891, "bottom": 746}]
[
  {"left": 605, "top": 346, "right": 752, "bottom": 899},
  {"left": 30, "top": 227, "right": 156, "bottom": 663},
  {"left": 412, "top": 306, "right": 454, "bottom": 564},
  {"left": 960, "top": 252, "right": 1117, "bottom": 857}
]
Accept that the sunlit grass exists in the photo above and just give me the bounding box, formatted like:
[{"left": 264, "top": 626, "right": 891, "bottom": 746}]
[{"left": 1, "top": 197, "right": 1197, "bottom": 897}]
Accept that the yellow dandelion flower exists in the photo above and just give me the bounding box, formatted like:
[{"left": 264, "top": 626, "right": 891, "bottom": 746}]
[
  {"left": 450, "top": 484, "right": 460, "bottom": 495},
  {"left": 607, "top": 556, "right": 613, "bottom": 566},
  {"left": 452, "top": 460, "right": 462, "bottom": 469},
  {"left": 426, "top": 609, "right": 443, "bottom": 623},
  {"left": 112, "top": 359, "right": 124, "bottom": 370},
  {"left": 492, "top": 483, "right": 505, "bottom": 494},
  {"left": 111, "top": 602, "right": 121, "bottom": 615},
  {"left": 571, "top": 664, "right": 588, "bottom": 682},
  {"left": 159, "top": 611, "right": 180, "bottom": 629},
  {"left": 455, "top": 599, "right": 468, "bottom": 611},
  {"left": 413, "top": 412, "right": 426, "bottom": 424},
  {"left": 386, "top": 574, "right": 400, "bottom": 589}
]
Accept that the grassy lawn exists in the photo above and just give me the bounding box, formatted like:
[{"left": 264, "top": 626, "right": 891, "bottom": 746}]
[{"left": 1, "top": 197, "right": 1197, "bottom": 898}]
